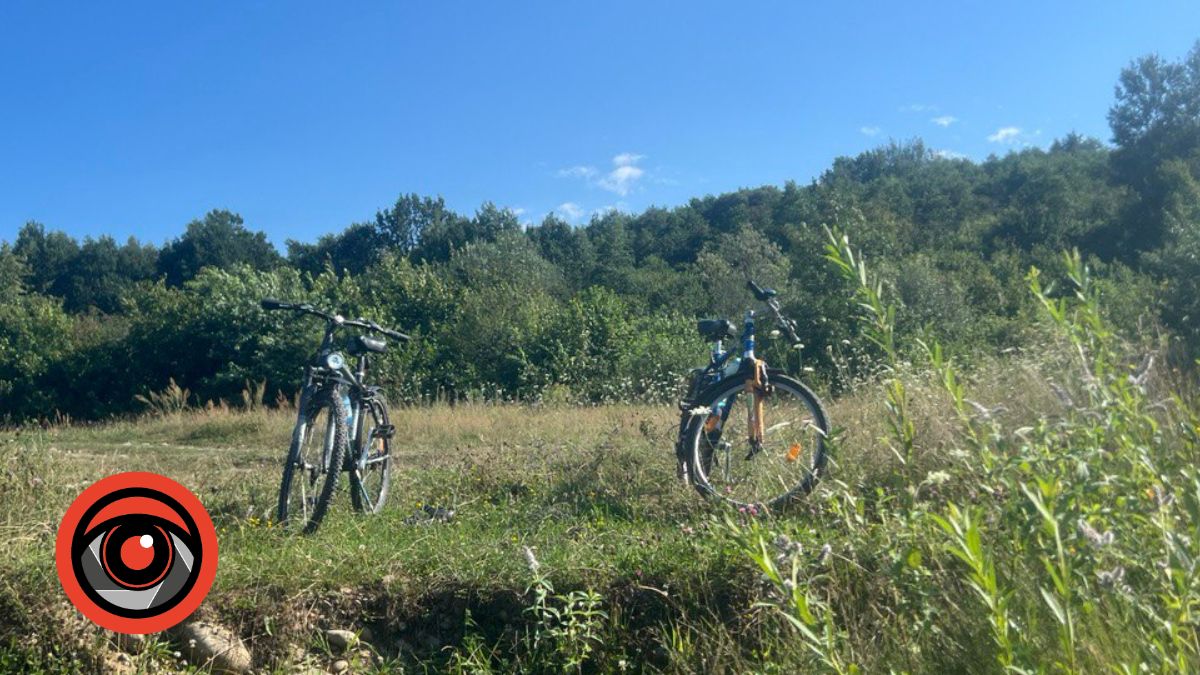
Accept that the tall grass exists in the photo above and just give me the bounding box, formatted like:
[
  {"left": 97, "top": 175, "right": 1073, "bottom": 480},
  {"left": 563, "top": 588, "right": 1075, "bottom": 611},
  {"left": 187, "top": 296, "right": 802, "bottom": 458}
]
[{"left": 737, "top": 243, "right": 1199, "bottom": 672}]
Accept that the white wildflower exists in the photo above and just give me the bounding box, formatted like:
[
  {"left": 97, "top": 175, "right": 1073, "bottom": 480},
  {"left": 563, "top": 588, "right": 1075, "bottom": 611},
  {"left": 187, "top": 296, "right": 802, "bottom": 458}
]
[
  {"left": 522, "top": 545, "right": 540, "bottom": 573},
  {"left": 1077, "top": 518, "right": 1114, "bottom": 548}
]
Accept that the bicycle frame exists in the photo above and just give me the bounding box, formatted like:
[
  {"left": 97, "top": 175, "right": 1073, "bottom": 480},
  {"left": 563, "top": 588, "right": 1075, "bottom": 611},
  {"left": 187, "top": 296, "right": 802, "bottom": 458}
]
[
  {"left": 677, "top": 282, "right": 799, "bottom": 467},
  {"left": 296, "top": 320, "right": 388, "bottom": 468}
]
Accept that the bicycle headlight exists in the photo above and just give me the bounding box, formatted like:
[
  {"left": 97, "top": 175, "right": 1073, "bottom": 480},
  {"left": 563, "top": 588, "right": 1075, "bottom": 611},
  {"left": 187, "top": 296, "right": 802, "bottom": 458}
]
[{"left": 324, "top": 352, "right": 346, "bottom": 370}]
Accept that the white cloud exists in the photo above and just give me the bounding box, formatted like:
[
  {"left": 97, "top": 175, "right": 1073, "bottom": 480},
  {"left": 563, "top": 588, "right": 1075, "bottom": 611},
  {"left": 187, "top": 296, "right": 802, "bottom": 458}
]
[
  {"left": 900, "top": 103, "right": 937, "bottom": 113},
  {"left": 934, "top": 149, "right": 968, "bottom": 160},
  {"left": 559, "top": 152, "right": 647, "bottom": 196},
  {"left": 557, "top": 165, "right": 597, "bottom": 179},
  {"left": 988, "top": 126, "right": 1022, "bottom": 143},
  {"left": 931, "top": 115, "right": 958, "bottom": 127},
  {"left": 860, "top": 126, "right": 881, "bottom": 136},
  {"left": 555, "top": 202, "right": 584, "bottom": 222},
  {"left": 598, "top": 164, "right": 644, "bottom": 196}
]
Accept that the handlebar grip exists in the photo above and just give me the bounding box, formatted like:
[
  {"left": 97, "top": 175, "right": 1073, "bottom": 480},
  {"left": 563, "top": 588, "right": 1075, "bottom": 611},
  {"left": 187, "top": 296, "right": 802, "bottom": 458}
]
[
  {"left": 747, "top": 280, "right": 769, "bottom": 301},
  {"left": 261, "top": 298, "right": 286, "bottom": 311},
  {"left": 383, "top": 328, "right": 411, "bottom": 342}
]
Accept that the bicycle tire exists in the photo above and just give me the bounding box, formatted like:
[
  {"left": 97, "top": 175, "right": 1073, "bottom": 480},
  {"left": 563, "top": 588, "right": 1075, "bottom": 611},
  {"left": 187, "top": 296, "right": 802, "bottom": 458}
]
[
  {"left": 349, "top": 395, "right": 392, "bottom": 514},
  {"left": 684, "top": 370, "right": 829, "bottom": 511},
  {"left": 277, "top": 388, "right": 348, "bottom": 533}
]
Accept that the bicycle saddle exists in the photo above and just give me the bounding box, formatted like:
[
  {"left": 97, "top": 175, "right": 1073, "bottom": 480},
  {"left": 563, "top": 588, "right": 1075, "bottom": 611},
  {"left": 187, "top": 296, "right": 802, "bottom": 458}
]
[
  {"left": 349, "top": 335, "right": 388, "bottom": 354},
  {"left": 697, "top": 319, "right": 737, "bottom": 341}
]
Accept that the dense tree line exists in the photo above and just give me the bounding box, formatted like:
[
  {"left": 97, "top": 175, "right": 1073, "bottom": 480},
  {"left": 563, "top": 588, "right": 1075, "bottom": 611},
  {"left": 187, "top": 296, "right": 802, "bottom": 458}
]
[{"left": 1, "top": 44, "right": 1198, "bottom": 422}]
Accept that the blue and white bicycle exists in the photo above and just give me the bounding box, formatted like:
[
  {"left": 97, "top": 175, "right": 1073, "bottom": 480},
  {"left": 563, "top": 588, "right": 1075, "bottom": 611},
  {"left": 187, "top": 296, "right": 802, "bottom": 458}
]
[
  {"left": 675, "top": 281, "right": 830, "bottom": 511},
  {"left": 261, "top": 299, "right": 410, "bottom": 533}
]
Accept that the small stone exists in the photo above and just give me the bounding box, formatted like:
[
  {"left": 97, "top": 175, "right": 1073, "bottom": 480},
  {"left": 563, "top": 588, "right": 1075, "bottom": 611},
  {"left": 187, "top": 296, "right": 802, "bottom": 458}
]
[
  {"left": 324, "top": 629, "right": 358, "bottom": 654},
  {"left": 332, "top": 659, "right": 349, "bottom": 673},
  {"left": 172, "top": 621, "right": 252, "bottom": 674},
  {"left": 115, "top": 632, "right": 145, "bottom": 654}
]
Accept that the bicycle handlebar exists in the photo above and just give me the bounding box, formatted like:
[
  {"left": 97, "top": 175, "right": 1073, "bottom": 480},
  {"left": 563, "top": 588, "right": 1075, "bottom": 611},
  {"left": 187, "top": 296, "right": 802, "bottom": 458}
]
[
  {"left": 745, "top": 281, "right": 802, "bottom": 345},
  {"left": 747, "top": 280, "right": 771, "bottom": 302},
  {"left": 260, "top": 299, "right": 411, "bottom": 341}
]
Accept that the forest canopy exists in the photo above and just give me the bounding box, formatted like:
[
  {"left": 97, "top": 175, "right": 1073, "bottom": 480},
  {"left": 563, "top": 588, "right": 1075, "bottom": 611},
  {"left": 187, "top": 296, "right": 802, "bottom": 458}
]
[{"left": 2, "top": 44, "right": 1199, "bottom": 422}]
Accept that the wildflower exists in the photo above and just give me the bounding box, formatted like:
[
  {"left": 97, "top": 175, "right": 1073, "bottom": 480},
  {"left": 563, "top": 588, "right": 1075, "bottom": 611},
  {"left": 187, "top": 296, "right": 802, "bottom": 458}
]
[
  {"left": 1127, "top": 354, "right": 1154, "bottom": 388},
  {"left": 1076, "top": 518, "right": 1114, "bottom": 548},
  {"left": 1097, "top": 566, "right": 1131, "bottom": 594},
  {"left": 522, "top": 545, "right": 540, "bottom": 573},
  {"left": 924, "top": 470, "right": 951, "bottom": 485},
  {"left": 818, "top": 543, "right": 833, "bottom": 564},
  {"left": 1153, "top": 485, "right": 1175, "bottom": 509}
]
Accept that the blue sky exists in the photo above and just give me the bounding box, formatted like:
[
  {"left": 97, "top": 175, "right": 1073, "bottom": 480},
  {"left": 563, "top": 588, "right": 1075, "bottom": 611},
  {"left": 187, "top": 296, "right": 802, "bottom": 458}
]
[{"left": 1, "top": 1, "right": 1198, "bottom": 247}]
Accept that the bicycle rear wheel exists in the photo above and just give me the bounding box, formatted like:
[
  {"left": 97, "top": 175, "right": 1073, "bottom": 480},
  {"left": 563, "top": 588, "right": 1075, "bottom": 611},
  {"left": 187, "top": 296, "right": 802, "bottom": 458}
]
[
  {"left": 349, "top": 395, "right": 392, "bottom": 514},
  {"left": 686, "top": 371, "right": 828, "bottom": 511},
  {"left": 277, "top": 389, "right": 348, "bottom": 533}
]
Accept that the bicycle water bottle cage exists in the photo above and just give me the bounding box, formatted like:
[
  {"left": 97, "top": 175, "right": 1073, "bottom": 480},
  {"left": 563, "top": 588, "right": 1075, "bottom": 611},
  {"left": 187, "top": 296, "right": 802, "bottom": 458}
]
[{"left": 697, "top": 319, "right": 737, "bottom": 341}]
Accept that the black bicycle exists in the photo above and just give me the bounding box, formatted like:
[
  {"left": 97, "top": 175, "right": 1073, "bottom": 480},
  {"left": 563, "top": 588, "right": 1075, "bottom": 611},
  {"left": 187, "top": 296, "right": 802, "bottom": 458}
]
[
  {"left": 675, "top": 281, "right": 830, "bottom": 511},
  {"left": 262, "top": 299, "right": 410, "bottom": 533}
]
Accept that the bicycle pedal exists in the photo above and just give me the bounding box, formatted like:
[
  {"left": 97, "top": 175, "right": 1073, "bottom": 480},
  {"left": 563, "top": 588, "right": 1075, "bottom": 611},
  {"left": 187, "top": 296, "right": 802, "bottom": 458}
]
[{"left": 376, "top": 424, "right": 396, "bottom": 439}]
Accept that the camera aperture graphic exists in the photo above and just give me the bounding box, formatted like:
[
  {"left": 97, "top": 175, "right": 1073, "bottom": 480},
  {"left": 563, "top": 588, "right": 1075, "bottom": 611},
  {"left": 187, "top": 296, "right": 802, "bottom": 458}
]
[{"left": 56, "top": 473, "right": 218, "bottom": 634}]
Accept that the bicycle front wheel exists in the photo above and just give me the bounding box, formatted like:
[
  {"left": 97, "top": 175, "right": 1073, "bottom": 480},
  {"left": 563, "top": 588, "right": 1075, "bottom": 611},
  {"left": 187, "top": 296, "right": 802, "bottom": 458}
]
[
  {"left": 349, "top": 395, "right": 392, "bottom": 514},
  {"left": 277, "top": 389, "right": 348, "bottom": 533},
  {"left": 686, "top": 371, "right": 828, "bottom": 511}
]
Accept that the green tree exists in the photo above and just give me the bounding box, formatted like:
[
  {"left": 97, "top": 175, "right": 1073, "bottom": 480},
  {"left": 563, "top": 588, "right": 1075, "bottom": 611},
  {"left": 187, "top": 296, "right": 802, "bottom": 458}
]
[
  {"left": 62, "top": 236, "right": 158, "bottom": 313},
  {"left": 12, "top": 221, "right": 80, "bottom": 298},
  {"left": 1107, "top": 40, "right": 1200, "bottom": 255},
  {"left": 157, "top": 210, "right": 281, "bottom": 285},
  {"left": 0, "top": 274, "right": 75, "bottom": 420},
  {"left": 527, "top": 214, "right": 595, "bottom": 289},
  {"left": 415, "top": 200, "right": 518, "bottom": 262},
  {"left": 375, "top": 193, "right": 456, "bottom": 255},
  {"left": 587, "top": 211, "right": 635, "bottom": 290},
  {"left": 695, "top": 224, "right": 791, "bottom": 319},
  {"left": 287, "top": 222, "right": 387, "bottom": 277}
]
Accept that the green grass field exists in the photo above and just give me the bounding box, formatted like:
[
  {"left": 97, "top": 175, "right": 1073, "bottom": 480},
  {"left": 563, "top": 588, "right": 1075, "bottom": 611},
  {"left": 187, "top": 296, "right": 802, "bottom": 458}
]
[{"left": 0, "top": 401, "right": 808, "bottom": 673}]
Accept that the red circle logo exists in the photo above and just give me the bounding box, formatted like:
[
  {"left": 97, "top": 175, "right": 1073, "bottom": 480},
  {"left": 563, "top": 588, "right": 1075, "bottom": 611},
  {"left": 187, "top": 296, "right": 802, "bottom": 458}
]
[{"left": 55, "top": 472, "right": 218, "bottom": 634}]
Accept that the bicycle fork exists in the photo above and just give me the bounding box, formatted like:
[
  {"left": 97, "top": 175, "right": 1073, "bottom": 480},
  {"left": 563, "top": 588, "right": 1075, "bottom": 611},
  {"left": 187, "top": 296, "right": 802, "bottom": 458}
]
[{"left": 745, "top": 359, "right": 769, "bottom": 460}]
